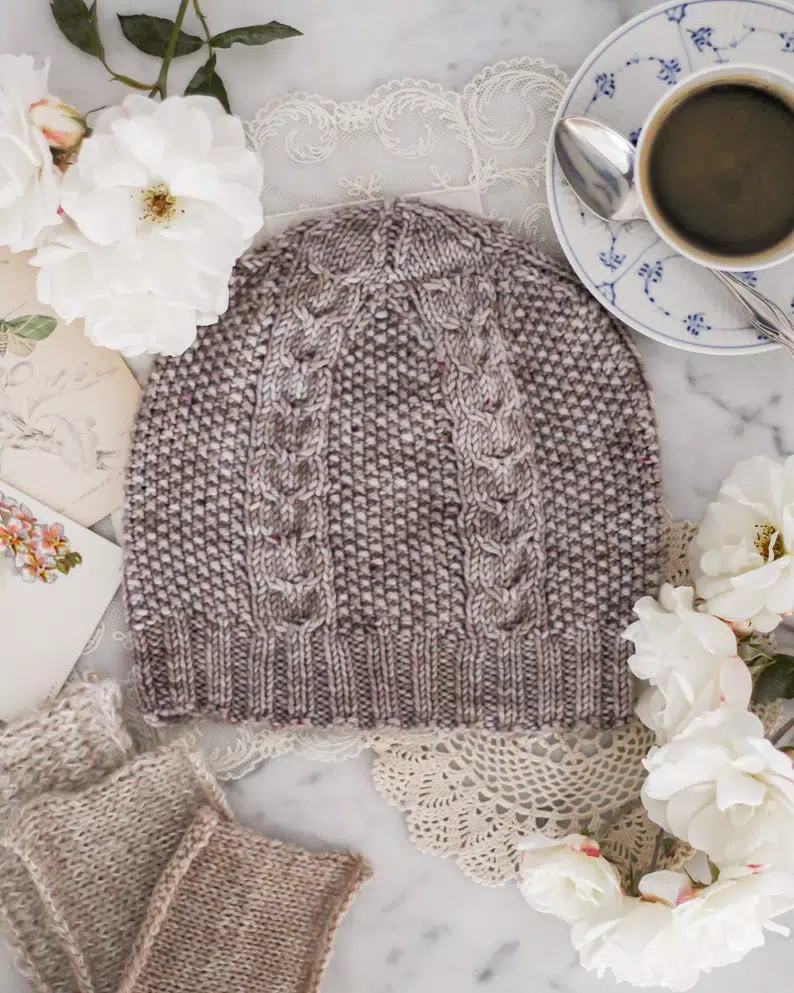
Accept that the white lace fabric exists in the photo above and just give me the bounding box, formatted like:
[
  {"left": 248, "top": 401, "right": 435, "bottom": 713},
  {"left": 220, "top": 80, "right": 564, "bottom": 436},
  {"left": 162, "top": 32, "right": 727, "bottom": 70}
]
[
  {"left": 71, "top": 60, "right": 764, "bottom": 889},
  {"left": 245, "top": 58, "right": 567, "bottom": 258}
]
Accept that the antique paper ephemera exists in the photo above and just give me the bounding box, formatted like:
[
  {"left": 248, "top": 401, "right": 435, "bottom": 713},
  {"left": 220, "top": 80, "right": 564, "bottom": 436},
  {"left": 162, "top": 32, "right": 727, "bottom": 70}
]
[
  {"left": 0, "top": 480, "right": 122, "bottom": 721},
  {"left": 0, "top": 249, "right": 140, "bottom": 526}
]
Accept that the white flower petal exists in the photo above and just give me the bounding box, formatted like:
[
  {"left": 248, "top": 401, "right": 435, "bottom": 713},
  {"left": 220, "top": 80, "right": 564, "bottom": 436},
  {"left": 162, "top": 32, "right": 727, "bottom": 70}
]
[
  {"left": 110, "top": 114, "right": 167, "bottom": 174},
  {"left": 62, "top": 186, "right": 140, "bottom": 245},
  {"left": 716, "top": 769, "right": 766, "bottom": 810},
  {"left": 84, "top": 294, "right": 198, "bottom": 356},
  {"left": 517, "top": 833, "right": 622, "bottom": 923},
  {"left": 573, "top": 898, "right": 702, "bottom": 990},
  {"left": 639, "top": 870, "right": 694, "bottom": 907},
  {"left": 0, "top": 55, "right": 61, "bottom": 250},
  {"left": 666, "top": 786, "right": 712, "bottom": 839},
  {"left": 674, "top": 866, "right": 794, "bottom": 970},
  {"left": 693, "top": 456, "right": 794, "bottom": 631},
  {"left": 34, "top": 92, "right": 262, "bottom": 356},
  {"left": 642, "top": 707, "right": 794, "bottom": 865}
]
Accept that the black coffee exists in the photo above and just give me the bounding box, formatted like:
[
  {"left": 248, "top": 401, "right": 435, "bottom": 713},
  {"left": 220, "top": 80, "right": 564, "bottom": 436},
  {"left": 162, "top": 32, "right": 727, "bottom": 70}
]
[{"left": 648, "top": 82, "right": 794, "bottom": 256}]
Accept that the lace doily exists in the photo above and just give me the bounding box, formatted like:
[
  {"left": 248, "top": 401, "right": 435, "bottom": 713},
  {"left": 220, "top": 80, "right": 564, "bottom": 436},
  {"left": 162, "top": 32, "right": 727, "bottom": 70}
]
[
  {"left": 72, "top": 60, "right": 782, "bottom": 889},
  {"left": 244, "top": 58, "right": 567, "bottom": 258}
]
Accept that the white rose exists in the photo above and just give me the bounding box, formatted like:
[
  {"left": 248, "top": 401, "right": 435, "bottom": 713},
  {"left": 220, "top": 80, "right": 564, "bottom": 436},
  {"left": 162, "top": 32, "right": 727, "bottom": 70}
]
[
  {"left": 572, "top": 872, "right": 701, "bottom": 991},
  {"left": 0, "top": 54, "right": 62, "bottom": 251},
  {"left": 642, "top": 707, "right": 794, "bottom": 866},
  {"left": 83, "top": 294, "right": 203, "bottom": 357},
  {"left": 625, "top": 584, "right": 751, "bottom": 742},
  {"left": 517, "top": 833, "right": 622, "bottom": 922},
  {"left": 29, "top": 96, "right": 86, "bottom": 151},
  {"left": 691, "top": 455, "right": 794, "bottom": 633},
  {"left": 673, "top": 865, "right": 794, "bottom": 970},
  {"left": 33, "top": 93, "right": 263, "bottom": 356}
]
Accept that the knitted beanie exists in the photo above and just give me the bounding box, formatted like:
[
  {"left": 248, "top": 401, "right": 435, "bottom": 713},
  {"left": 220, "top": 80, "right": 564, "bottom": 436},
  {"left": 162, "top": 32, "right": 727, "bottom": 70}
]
[
  {"left": 118, "top": 807, "right": 372, "bottom": 993},
  {"left": 0, "top": 681, "right": 133, "bottom": 993},
  {"left": 1, "top": 742, "right": 230, "bottom": 993},
  {"left": 125, "top": 199, "right": 664, "bottom": 731}
]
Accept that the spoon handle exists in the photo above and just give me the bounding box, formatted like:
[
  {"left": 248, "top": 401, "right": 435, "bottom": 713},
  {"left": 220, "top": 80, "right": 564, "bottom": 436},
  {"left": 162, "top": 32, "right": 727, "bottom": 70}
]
[{"left": 711, "top": 270, "right": 794, "bottom": 357}]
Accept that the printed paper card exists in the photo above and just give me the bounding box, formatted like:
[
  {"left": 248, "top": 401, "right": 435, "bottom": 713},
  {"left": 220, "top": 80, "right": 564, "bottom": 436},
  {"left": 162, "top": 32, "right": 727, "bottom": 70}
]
[
  {"left": 0, "top": 248, "right": 140, "bottom": 527},
  {"left": 0, "top": 480, "right": 122, "bottom": 722}
]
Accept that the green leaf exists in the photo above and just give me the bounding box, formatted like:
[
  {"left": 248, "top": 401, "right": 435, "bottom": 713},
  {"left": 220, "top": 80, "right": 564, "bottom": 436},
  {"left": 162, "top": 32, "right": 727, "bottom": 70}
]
[
  {"left": 209, "top": 22, "right": 302, "bottom": 49},
  {"left": 118, "top": 14, "right": 203, "bottom": 58},
  {"left": 50, "top": 0, "right": 105, "bottom": 59},
  {"left": 6, "top": 315, "right": 58, "bottom": 341},
  {"left": 738, "top": 641, "right": 775, "bottom": 664},
  {"left": 752, "top": 654, "right": 794, "bottom": 703},
  {"left": 184, "top": 54, "right": 230, "bottom": 113}
]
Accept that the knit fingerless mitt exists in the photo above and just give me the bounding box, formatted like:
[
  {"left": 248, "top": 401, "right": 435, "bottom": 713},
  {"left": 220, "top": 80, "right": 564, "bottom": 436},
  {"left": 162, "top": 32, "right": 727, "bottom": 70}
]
[
  {"left": 0, "top": 681, "right": 371, "bottom": 993},
  {"left": 119, "top": 807, "right": 372, "bottom": 993},
  {"left": 0, "top": 680, "right": 134, "bottom": 993}
]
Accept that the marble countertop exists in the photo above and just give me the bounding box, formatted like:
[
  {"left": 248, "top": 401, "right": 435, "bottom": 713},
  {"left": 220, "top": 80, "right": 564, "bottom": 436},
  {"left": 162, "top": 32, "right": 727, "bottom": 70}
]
[{"left": 3, "top": 2, "right": 794, "bottom": 992}]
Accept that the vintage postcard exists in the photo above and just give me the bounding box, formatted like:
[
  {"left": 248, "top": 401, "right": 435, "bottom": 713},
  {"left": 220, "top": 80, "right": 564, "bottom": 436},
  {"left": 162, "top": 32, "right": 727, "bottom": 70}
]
[
  {"left": 0, "top": 480, "right": 122, "bottom": 722},
  {"left": 0, "top": 248, "right": 140, "bottom": 527}
]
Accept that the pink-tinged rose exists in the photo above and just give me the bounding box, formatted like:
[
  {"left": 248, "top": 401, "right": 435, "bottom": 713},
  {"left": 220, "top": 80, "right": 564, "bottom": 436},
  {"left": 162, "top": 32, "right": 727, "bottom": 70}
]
[
  {"left": 31, "top": 93, "right": 263, "bottom": 356},
  {"left": 0, "top": 54, "right": 63, "bottom": 250},
  {"left": 517, "top": 833, "right": 623, "bottom": 923},
  {"left": 30, "top": 97, "right": 86, "bottom": 151},
  {"left": 572, "top": 895, "right": 702, "bottom": 990},
  {"left": 642, "top": 707, "right": 794, "bottom": 868},
  {"left": 673, "top": 865, "right": 794, "bottom": 970}
]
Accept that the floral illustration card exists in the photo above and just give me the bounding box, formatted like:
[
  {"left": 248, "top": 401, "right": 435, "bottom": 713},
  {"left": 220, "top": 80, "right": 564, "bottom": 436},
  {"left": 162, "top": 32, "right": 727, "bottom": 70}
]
[
  {"left": 0, "top": 248, "right": 140, "bottom": 527},
  {"left": 0, "top": 480, "right": 122, "bottom": 722}
]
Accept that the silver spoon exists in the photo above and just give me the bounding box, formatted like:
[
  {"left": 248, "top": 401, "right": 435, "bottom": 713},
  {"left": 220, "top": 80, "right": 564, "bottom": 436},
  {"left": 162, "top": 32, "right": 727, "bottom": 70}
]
[{"left": 553, "top": 116, "right": 794, "bottom": 355}]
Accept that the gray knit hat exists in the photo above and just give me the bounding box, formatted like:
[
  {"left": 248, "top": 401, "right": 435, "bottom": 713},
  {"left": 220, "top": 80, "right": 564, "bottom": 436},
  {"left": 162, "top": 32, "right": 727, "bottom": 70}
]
[{"left": 124, "top": 199, "right": 664, "bottom": 731}]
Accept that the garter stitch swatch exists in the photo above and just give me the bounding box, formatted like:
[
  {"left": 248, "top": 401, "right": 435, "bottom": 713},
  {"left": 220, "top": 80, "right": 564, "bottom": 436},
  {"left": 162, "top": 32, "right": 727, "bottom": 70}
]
[
  {"left": 125, "top": 198, "right": 665, "bottom": 730},
  {"left": 0, "top": 681, "right": 133, "bottom": 993},
  {"left": 118, "top": 806, "right": 372, "bottom": 993},
  {"left": 0, "top": 742, "right": 231, "bottom": 993}
]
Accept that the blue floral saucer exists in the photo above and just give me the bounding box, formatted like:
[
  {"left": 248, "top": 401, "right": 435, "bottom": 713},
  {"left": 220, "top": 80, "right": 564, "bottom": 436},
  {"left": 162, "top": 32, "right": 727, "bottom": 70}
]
[{"left": 548, "top": 0, "right": 794, "bottom": 354}]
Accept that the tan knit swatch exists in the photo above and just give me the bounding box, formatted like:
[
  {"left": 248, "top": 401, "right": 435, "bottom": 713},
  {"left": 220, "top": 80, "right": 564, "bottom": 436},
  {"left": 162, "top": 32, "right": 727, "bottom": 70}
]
[
  {"left": 0, "top": 680, "right": 132, "bottom": 816},
  {"left": 119, "top": 806, "right": 372, "bottom": 993},
  {"left": 0, "top": 680, "right": 134, "bottom": 993},
  {"left": 1, "top": 742, "right": 231, "bottom": 993}
]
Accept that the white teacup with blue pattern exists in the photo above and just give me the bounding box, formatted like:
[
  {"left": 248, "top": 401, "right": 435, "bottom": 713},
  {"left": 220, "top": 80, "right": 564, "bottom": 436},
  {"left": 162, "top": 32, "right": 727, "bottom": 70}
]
[{"left": 635, "top": 62, "right": 794, "bottom": 271}]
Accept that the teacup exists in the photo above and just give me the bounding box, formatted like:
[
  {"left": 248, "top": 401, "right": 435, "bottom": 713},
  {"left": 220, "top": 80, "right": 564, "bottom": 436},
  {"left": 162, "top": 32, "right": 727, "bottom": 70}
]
[{"left": 634, "top": 63, "right": 794, "bottom": 271}]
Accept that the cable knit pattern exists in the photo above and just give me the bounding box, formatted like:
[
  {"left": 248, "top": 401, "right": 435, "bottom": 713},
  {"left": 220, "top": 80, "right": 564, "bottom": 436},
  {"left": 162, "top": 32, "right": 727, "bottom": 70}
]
[
  {"left": 0, "top": 681, "right": 133, "bottom": 993},
  {"left": 118, "top": 806, "right": 372, "bottom": 993},
  {"left": 0, "top": 742, "right": 231, "bottom": 993},
  {"left": 124, "top": 199, "right": 664, "bottom": 730}
]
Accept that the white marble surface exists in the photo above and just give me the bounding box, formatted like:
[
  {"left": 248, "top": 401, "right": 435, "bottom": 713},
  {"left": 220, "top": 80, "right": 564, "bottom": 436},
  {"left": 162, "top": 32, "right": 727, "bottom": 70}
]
[{"left": 3, "top": 2, "right": 794, "bottom": 992}]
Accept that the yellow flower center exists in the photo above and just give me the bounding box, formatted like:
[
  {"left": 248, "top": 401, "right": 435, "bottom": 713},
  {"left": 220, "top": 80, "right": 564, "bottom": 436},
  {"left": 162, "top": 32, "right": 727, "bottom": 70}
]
[
  {"left": 141, "top": 184, "right": 177, "bottom": 223},
  {"left": 754, "top": 523, "right": 785, "bottom": 561}
]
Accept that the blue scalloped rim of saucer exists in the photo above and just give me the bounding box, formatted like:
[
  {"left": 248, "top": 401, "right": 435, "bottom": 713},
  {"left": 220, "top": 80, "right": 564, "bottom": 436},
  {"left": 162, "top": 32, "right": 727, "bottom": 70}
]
[{"left": 548, "top": 0, "right": 794, "bottom": 354}]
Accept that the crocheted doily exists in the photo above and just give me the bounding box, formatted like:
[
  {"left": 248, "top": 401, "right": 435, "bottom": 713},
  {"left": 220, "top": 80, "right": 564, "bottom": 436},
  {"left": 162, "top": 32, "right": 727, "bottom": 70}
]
[{"left": 75, "top": 59, "right": 781, "bottom": 888}]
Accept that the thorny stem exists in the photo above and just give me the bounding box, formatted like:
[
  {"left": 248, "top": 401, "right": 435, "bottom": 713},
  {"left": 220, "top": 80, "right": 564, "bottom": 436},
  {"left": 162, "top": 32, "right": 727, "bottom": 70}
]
[
  {"left": 192, "top": 0, "right": 212, "bottom": 47},
  {"left": 102, "top": 61, "right": 155, "bottom": 90},
  {"left": 150, "top": 0, "right": 192, "bottom": 99}
]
